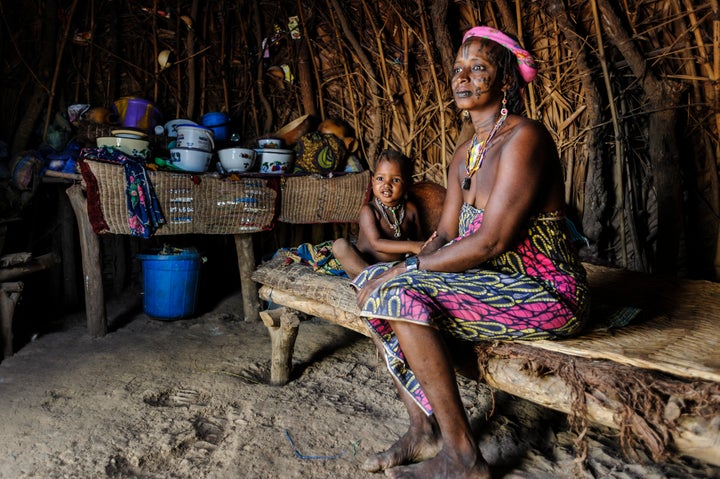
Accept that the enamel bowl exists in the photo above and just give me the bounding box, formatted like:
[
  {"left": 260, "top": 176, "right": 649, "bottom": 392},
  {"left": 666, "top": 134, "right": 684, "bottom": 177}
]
[
  {"left": 110, "top": 128, "right": 148, "bottom": 139},
  {"left": 168, "top": 147, "right": 213, "bottom": 173},
  {"left": 257, "top": 137, "right": 283, "bottom": 149},
  {"left": 258, "top": 148, "right": 294, "bottom": 174},
  {"left": 96, "top": 136, "right": 151, "bottom": 160},
  {"left": 163, "top": 119, "right": 197, "bottom": 138},
  {"left": 175, "top": 125, "right": 214, "bottom": 152},
  {"left": 217, "top": 147, "right": 256, "bottom": 173}
]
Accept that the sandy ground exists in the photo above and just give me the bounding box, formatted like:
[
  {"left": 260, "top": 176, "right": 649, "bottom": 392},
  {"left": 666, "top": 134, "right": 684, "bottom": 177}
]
[{"left": 1, "top": 288, "right": 719, "bottom": 479}]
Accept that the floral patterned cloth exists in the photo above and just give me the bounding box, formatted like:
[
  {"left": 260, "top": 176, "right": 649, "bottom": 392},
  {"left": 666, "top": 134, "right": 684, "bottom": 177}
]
[
  {"left": 79, "top": 147, "right": 165, "bottom": 238},
  {"left": 281, "top": 240, "right": 347, "bottom": 277}
]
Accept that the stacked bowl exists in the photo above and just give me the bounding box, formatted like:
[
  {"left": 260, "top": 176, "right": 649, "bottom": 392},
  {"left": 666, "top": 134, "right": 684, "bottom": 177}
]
[
  {"left": 168, "top": 124, "right": 215, "bottom": 173},
  {"left": 96, "top": 129, "right": 151, "bottom": 160},
  {"left": 255, "top": 138, "right": 294, "bottom": 174}
]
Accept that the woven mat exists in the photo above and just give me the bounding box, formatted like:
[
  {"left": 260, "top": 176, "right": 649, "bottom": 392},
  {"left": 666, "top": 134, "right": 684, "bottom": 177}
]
[
  {"left": 82, "top": 160, "right": 279, "bottom": 235},
  {"left": 279, "top": 171, "right": 370, "bottom": 224},
  {"left": 531, "top": 263, "right": 720, "bottom": 382}
]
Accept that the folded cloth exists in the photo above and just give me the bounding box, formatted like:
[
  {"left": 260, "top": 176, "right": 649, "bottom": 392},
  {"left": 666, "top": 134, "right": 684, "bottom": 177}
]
[
  {"left": 79, "top": 147, "right": 165, "bottom": 238},
  {"left": 281, "top": 240, "right": 347, "bottom": 277}
]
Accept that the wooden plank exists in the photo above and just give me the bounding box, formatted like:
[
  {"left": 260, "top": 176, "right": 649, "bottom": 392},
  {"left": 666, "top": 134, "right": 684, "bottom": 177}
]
[
  {"left": 0, "top": 252, "right": 60, "bottom": 281},
  {"left": 258, "top": 285, "right": 369, "bottom": 336}
]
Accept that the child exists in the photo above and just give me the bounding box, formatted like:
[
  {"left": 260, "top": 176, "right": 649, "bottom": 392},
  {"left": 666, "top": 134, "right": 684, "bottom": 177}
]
[{"left": 333, "top": 149, "right": 425, "bottom": 278}]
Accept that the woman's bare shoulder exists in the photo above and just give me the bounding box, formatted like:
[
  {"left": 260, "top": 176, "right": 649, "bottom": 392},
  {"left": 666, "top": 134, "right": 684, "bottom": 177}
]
[{"left": 510, "top": 116, "right": 554, "bottom": 142}]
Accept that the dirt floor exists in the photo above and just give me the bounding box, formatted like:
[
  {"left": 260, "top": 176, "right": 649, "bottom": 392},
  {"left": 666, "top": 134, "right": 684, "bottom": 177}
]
[{"left": 1, "top": 287, "right": 719, "bottom": 479}]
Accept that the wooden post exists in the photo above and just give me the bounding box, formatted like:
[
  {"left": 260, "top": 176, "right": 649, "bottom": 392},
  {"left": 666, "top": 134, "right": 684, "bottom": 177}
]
[
  {"left": 58, "top": 189, "right": 80, "bottom": 308},
  {"left": 66, "top": 184, "right": 107, "bottom": 337},
  {"left": 233, "top": 233, "right": 260, "bottom": 322},
  {"left": 259, "top": 307, "right": 301, "bottom": 385},
  {"left": 0, "top": 282, "right": 23, "bottom": 359}
]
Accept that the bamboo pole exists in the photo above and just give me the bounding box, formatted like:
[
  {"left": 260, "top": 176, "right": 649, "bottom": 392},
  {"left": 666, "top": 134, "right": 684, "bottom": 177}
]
[
  {"left": 401, "top": 27, "right": 416, "bottom": 154},
  {"left": 43, "top": 0, "right": 79, "bottom": 142},
  {"left": 332, "top": 0, "right": 382, "bottom": 167},
  {"left": 220, "top": 4, "right": 230, "bottom": 113},
  {"left": 714, "top": 0, "right": 720, "bottom": 279},
  {"left": 687, "top": 0, "right": 720, "bottom": 277},
  {"left": 185, "top": 0, "right": 200, "bottom": 119},
  {"left": 327, "top": 0, "right": 359, "bottom": 126},
  {"left": 297, "top": 0, "right": 322, "bottom": 118},
  {"left": 85, "top": 0, "right": 95, "bottom": 103},
  {"left": 199, "top": 2, "right": 209, "bottom": 116},
  {"left": 152, "top": 0, "right": 159, "bottom": 102},
  {"left": 590, "top": 0, "right": 627, "bottom": 267},
  {"left": 251, "top": 1, "right": 273, "bottom": 133},
  {"left": 360, "top": 3, "right": 404, "bottom": 152},
  {"left": 415, "top": 0, "right": 448, "bottom": 186},
  {"left": 175, "top": 2, "right": 182, "bottom": 117}
]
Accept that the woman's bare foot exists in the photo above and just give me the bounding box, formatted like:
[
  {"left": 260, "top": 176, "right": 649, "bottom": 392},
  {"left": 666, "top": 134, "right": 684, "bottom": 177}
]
[
  {"left": 362, "top": 428, "right": 442, "bottom": 473},
  {"left": 384, "top": 449, "right": 490, "bottom": 479}
]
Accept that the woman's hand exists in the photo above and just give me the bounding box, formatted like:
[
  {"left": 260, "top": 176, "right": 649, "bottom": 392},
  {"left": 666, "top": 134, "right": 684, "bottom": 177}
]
[{"left": 357, "top": 264, "right": 403, "bottom": 308}]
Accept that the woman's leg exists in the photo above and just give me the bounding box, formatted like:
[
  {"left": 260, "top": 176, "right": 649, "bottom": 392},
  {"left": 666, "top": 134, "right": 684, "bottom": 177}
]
[
  {"left": 384, "top": 320, "right": 490, "bottom": 479},
  {"left": 363, "top": 336, "right": 442, "bottom": 472}
]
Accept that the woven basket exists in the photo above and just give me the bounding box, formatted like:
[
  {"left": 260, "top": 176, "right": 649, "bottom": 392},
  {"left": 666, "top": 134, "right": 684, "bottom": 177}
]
[
  {"left": 83, "top": 160, "right": 279, "bottom": 235},
  {"left": 279, "top": 171, "right": 370, "bottom": 224}
]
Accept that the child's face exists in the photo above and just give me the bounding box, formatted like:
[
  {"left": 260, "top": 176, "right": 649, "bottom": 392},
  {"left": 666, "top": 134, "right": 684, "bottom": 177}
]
[{"left": 372, "top": 159, "right": 406, "bottom": 207}]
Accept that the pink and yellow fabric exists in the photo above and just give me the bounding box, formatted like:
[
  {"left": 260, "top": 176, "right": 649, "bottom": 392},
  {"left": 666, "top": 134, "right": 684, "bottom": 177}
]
[{"left": 462, "top": 26, "right": 538, "bottom": 84}]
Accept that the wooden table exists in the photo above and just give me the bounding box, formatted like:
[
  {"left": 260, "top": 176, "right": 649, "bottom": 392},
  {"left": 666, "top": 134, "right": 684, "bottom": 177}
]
[{"left": 65, "top": 162, "right": 370, "bottom": 337}]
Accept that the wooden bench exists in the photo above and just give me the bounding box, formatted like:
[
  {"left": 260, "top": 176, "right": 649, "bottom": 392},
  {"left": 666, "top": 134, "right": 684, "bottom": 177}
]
[
  {"left": 251, "top": 255, "right": 720, "bottom": 467},
  {"left": 0, "top": 252, "right": 60, "bottom": 358}
]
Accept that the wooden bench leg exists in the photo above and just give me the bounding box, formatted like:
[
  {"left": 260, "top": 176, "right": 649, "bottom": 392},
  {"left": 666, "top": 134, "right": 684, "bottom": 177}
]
[
  {"left": 259, "top": 307, "right": 301, "bottom": 385},
  {"left": 0, "top": 282, "right": 23, "bottom": 359},
  {"left": 234, "top": 233, "right": 260, "bottom": 322},
  {"left": 66, "top": 184, "right": 107, "bottom": 337}
]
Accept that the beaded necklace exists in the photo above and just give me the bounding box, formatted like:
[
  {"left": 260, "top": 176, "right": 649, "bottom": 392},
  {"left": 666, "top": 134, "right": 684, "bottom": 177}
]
[
  {"left": 462, "top": 105, "right": 508, "bottom": 190},
  {"left": 375, "top": 197, "right": 405, "bottom": 238}
]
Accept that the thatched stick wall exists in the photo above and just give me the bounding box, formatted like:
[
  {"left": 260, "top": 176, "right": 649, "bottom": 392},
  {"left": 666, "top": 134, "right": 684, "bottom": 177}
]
[{"left": 0, "top": 0, "right": 717, "bottom": 279}]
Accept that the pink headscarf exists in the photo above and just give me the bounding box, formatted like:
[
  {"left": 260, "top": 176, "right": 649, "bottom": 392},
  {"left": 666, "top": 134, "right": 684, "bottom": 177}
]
[{"left": 462, "top": 26, "right": 537, "bottom": 84}]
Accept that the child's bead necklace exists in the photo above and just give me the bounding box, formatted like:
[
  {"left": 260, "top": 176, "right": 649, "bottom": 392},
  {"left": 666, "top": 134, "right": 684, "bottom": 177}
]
[{"left": 375, "top": 197, "right": 405, "bottom": 238}]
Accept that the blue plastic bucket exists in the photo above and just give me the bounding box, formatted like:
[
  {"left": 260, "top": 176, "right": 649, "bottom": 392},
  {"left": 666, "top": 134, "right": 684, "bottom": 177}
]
[
  {"left": 136, "top": 250, "right": 203, "bottom": 319},
  {"left": 201, "top": 112, "right": 230, "bottom": 141}
]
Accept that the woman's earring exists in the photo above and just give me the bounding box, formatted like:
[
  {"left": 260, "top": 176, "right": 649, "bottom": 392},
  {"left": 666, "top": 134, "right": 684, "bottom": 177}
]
[
  {"left": 462, "top": 110, "right": 470, "bottom": 121},
  {"left": 501, "top": 90, "right": 508, "bottom": 116}
]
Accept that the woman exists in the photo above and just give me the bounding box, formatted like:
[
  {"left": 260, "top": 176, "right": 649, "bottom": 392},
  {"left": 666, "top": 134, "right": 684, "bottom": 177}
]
[{"left": 353, "top": 26, "right": 590, "bottom": 478}]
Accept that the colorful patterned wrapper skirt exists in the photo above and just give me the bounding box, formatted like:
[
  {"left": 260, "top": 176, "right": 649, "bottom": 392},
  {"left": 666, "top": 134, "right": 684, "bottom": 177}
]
[{"left": 352, "top": 203, "right": 590, "bottom": 415}]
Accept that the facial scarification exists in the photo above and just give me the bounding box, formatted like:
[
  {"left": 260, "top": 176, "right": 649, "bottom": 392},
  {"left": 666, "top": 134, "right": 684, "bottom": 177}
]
[{"left": 454, "top": 41, "right": 494, "bottom": 98}]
